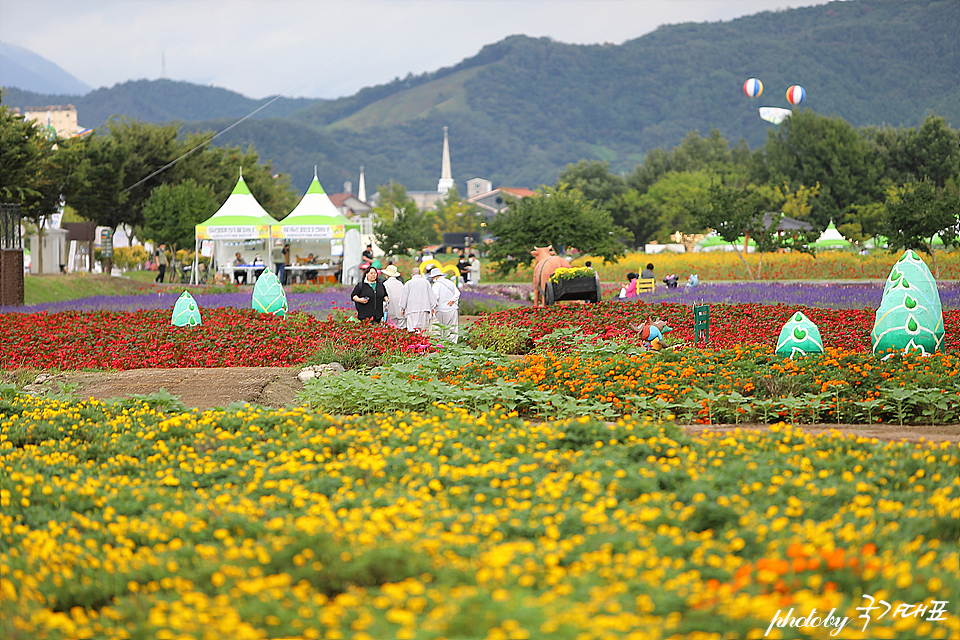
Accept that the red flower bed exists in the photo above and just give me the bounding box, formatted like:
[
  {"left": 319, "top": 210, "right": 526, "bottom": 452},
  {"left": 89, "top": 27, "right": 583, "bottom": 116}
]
[
  {"left": 0, "top": 309, "right": 434, "bottom": 370},
  {"left": 470, "top": 301, "right": 960, "bottom": 353}
]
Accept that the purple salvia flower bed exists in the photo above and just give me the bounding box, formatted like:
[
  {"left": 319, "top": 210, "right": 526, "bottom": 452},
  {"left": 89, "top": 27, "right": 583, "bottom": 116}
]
[{"left": 1, "top": 286, "right": 530, "bottom": 315}]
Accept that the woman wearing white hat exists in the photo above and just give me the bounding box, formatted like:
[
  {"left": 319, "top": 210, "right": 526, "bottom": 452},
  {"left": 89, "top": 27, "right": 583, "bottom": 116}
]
[
  {"left": 381, "top": 264, "right": 405, "bottom": 328},
  {"left": 429, "top": 267, "right": 461, "bottom": 343}
]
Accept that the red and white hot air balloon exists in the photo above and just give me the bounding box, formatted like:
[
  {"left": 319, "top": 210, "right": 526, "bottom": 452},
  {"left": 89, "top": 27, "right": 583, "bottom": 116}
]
[{"left": 786, "top": 85, "right": 806, "bottom": 105}]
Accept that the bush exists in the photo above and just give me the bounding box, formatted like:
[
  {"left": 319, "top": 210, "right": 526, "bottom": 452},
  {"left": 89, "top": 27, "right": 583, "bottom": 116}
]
[{"left": 466, "top": 323, "right": 534, "bottom": 354}]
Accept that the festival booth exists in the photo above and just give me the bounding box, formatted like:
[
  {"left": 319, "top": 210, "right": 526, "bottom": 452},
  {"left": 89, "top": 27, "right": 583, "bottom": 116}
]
[
  {"left": 194, "top": 173, "right": 276, "bottom": 284},
  {"left": 271, "top": 174, "right": 362, "bottom": 284},
  {"left": 812, "top": 221, "right": 852, "bottom": 251}
]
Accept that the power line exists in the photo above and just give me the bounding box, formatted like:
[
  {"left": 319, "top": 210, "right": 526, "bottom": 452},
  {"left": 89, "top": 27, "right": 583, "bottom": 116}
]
[{"left": 124, "top": 0, "right": 424, "bottom": 194}]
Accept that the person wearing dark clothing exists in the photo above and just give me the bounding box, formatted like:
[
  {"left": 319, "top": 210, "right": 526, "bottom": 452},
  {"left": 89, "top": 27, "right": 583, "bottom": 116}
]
[
  {"left": 351, "top": 265, "right": 389, "bottom": 322},
  {"left": 457, "top": 252, "right": 470, "bottom": 283},
  {"left": 233, "top": 252, "right": 247, "bottom": 285},
  {"left": 154, "top": 244, "right": 168, "bottom": 283},
  {"left": 641, "top": 263, "right": 655, "bottom": 279},
  {"left": 362, "top": 245, "right": 374, "bottom": 261}
]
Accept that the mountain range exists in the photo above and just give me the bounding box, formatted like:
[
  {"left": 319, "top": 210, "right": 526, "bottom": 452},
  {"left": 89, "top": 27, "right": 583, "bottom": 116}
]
[{"left": 3, "top": 0, "right": 958, "bottom": 196}]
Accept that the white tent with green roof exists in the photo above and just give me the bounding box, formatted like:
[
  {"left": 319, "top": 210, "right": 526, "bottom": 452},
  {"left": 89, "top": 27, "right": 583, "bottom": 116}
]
[
  {"left": 193, "top": 171, "right": 277, "bottom": 283},
  {"left": 812, "top": 221, "right": 852, "bottom": 250},
  {"left": 272, "top": 173, "right": 362, "bottom": 284},
  {"left": 695, "top": 232, "right": 756, "bottom": 253}
]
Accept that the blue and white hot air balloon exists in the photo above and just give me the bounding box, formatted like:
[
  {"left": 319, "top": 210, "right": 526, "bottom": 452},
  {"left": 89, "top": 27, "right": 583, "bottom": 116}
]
[{"left": 743, "top": 78, "right": 763, "bottom": 98}]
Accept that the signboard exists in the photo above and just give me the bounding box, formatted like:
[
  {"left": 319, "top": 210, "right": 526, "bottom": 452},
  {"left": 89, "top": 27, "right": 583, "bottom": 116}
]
[
  {"left": 331, "top": 239, "right": 344, "bottom": 257},
  {"left": 197, "top": 225, "right": 270, "bottom": 240},
  {"left": 100, "top": 228, "right": 113, "bottom": 258},
  {"left": 200, "top": 240, "right": 214, "bottom": 258},
  {"left": 276, "top": 224, "right": 344, "bottom": 240}
]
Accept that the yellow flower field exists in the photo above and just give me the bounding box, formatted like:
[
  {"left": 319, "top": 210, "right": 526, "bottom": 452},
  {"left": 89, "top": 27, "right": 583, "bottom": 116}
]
[
  {"left": 1, "top": 395, "right": 957, "bottom": 640},
  {"left": 490, "top": 250, "right": 960, "bottom": 283}
]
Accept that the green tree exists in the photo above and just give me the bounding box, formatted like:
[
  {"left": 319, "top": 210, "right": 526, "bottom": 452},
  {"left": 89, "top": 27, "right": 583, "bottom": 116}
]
[
  {"left": 373, "top": 182, "right": 438, "bottom": 256},
  {"left": 67, "top": 121, "right": 296, "bottom": 240},
  {"left": 882, "top": 179, "right": 960, "bottom": 278},
  {"left": 757, "top": 110, "right": 884, "bottom": 231},
  {"left": 0, "top": 100, "right": 43, "bottom": 203},
  {"left": 557, "top": 159, "right": 626, "bottom": 209},
  {"left": 839, "top": 202, "right": 885, "bottom": 244},
  {"left": 431, "top": 186, "right": 482, "bottom": 236},
  {"left": 630, "top": 170, "right": 713, "bottom": 243},
  {"left": 141, "top": 179, "right": 219, "bottom": 252},
  {"left": 627, "top": 130, "right": 740, "bottom": 195},
  {"left": 867, "top": 115, "right": 960, "bottom": 189},
  {"left": 614, "top": 189, "right": 661, "bottom": 248},
  {"left": 486, "top": 185, "right": 632, "bottom": 274},
  {"left": 694, "top": 182, "right": 816, "bottom": 280},
  {"left": 20, "top": 140, "right": 84, "bottom": 273}
]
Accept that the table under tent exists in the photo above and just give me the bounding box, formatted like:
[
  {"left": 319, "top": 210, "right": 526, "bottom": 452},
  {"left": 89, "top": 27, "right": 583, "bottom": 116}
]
[
  {"left": 193, "top": 173, "right": 277, "bottom": 284},
  {"left": 271, "top": 173, "right": 362, "bottom": 285}
]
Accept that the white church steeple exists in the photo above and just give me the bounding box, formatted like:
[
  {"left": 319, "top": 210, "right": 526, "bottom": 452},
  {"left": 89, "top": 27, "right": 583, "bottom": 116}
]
[
  {"left": 358, "top": 166, "right": 367, "bottom": 202},
  {"left": 438, "top": 126, "right": 454, "bottom": 195}
]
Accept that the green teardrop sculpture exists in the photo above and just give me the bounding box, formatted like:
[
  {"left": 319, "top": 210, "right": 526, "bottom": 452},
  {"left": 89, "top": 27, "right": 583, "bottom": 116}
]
[
  {"left": 251, "top": 270, "right": 288, "bottom": 318},
  {"left": 873, "top": 251, "right": 944, "bottom": 355},
  {"left": 172, "top": 291, "right": 203, "bottom": 327},
  {"left": 776, "top": 311, "right": 823, "bottom": 357}
]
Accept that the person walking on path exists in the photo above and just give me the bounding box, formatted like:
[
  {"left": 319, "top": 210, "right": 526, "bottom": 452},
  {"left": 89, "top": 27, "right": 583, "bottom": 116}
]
[
  {"left": 351, "top": 265, "right": 388, "bottom": 323},
  {"left": 274, "top": 242, "right": 290, "bottom": 285},
  {"left": 154, "top": 244, "right": 168, "bottom": 283},
  {"left": 429, "top": 267, "right": 461, "bottom": 343},
  {"left": 382, "top": 264, "right": 405, "bottom": 329},
  {"left": 399, "top": 267, "right": 437, "bottom": 333},
  {"left": 468, "top": 254, "right": 481, "bottom": 285},
  {"left": 457, "top": 251, "right": 470, "bottom": 284}
]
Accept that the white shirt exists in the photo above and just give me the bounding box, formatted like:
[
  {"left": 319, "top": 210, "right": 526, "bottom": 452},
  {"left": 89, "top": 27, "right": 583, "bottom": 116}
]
[{"left": 432, "top": 276, "right": 460, "bottom": 309}]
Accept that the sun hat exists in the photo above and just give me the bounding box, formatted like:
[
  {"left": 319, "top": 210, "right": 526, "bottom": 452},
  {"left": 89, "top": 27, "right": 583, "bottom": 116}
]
[
  {"left": 428, "top": 267, "right": 445, "bottom": 279},
  {"left": 382, "top": 264, "right": 401, "bottom": 278}
]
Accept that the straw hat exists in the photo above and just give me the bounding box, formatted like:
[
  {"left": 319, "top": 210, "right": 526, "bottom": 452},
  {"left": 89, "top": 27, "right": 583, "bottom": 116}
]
[
  {"left": 382, "top": 264, "right": 401, "bottom": 278},
  {"left": 428, "top": 267, "right": 445, "bottom": 279}
]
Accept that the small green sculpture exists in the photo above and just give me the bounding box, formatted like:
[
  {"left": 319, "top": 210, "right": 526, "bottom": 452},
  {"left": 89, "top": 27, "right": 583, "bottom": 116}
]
[
  {"left": 775, "top": 311, "right": 823, "bottom": 357},
  {"left": 252, "top": 270, "right": 288, "bottom": 318},
  {"left": 872, "top": 251, "right": 944, "bottom": 356},
  {"left": 171, "top": 291, "right": 202, "bottom": 327}
]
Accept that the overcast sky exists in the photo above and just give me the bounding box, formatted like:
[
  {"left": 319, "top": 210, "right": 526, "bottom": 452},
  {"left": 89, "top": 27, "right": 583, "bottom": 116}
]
[{"left": 1, "top": 0, "right": 830, "bottom": 100}]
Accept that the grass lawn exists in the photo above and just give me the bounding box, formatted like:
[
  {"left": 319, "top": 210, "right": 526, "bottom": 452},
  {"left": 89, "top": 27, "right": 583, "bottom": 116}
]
[{"left": 22, "top": 270, "right": 159, "bottom": 305}]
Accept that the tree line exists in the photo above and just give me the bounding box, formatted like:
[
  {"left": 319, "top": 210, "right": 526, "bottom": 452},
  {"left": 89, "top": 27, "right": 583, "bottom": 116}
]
[
  {"left": 1, "top": 99, "right": 297, "bottom": 270},
  {"left": 3, "top": 95, "right": 957, "bottom": 277}
]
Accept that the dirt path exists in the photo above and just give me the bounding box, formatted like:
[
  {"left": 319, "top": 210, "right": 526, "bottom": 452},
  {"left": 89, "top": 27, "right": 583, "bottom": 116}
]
[
  {"left": 31, "top": 368, "right": 302, "bottom": 411},
  {"left": 15, "top": 368, "right": 960, "bottom": 443}
]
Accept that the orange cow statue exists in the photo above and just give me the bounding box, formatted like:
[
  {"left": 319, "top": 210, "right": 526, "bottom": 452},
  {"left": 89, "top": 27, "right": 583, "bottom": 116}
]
[{"left": 531, "top": 245, "right": 571, "bottom": 307}]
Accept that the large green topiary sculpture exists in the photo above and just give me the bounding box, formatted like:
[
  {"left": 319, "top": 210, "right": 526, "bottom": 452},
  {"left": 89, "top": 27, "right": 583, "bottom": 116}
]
[
  {"left": 171, "top": 291, "right": 202, "bottom": 327},
  {"left": 252, "top": 270, "right": 288, "bottom": 318},
  {"left": 775, "top": 311, "right": 824, "bottom": 357},
  {"left": 872, "top": 250, "right": 944, "bottom": 355}
]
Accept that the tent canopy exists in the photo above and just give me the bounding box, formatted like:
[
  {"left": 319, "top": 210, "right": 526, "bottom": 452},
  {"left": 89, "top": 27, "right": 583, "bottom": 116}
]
[
  {"left": 196, "top": 175, "right": 276, "bottom": 240},
  {"left": 813, "top": 221, "right": 852, "bottom": 249},
  {"left": 272, "top": 175, "right": 360, "bottom": 240}
]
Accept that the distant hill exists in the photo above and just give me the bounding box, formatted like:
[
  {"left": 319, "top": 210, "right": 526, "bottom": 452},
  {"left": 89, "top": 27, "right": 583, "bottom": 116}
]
[
  {"left": 0, "top": 41, "right": 92, "bottom": 95},
  {"left": 4, "top": 0, "right": 959, "bottom": 195},
  {"left": 1, "top": 79, "right": 318, "bottom": 126}
]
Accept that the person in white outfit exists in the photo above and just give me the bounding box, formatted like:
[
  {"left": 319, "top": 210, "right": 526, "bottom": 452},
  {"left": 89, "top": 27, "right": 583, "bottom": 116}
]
[
  {"left": 381, "top": 264, "right": 405, "bottom": 329},
  {"left": 429, "top": 267, "right": 461, "bottom": 343},
  {"left": 399, "top": 267, "right": 437, "bottom": 333},
  {"left": 468, "top": 254, "right": 481, "bottom": 285}
]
